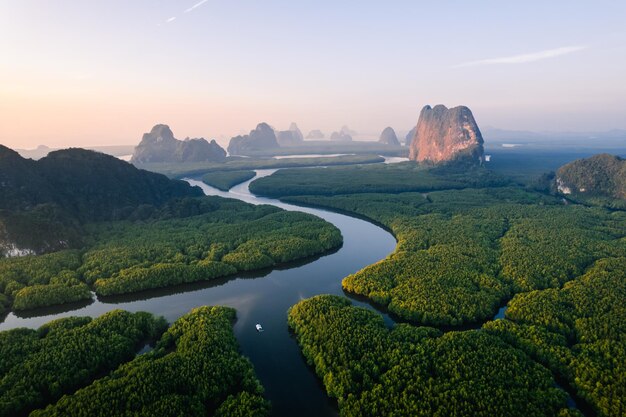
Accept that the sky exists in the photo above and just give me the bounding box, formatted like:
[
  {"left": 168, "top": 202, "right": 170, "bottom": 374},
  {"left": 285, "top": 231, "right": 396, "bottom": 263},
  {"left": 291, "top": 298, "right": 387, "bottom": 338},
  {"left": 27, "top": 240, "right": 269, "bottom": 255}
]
[{"left": 1, "top": 1, "right": 626, "bottom": 149}]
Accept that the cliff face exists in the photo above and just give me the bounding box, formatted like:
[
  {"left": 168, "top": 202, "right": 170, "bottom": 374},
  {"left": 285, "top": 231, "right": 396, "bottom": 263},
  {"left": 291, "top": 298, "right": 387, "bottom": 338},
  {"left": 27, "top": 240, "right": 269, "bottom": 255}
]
[
  {"left": 556, "top": 153, "right": 626, "bottom": 200},
  {"left": 409, "top": 105, "right": 484, "bottom": 164},
  {"left": 131, "top": 125, "right": 226, "bottom": 163},
  {"left": 379, "top": 127, "right": 400, "bottom": 145},
  {"left": 175, "top": 138, "right": 226, "bottom": 162},
  {"left": 227, "top": 122, "right": 279, "bottom": 155}
]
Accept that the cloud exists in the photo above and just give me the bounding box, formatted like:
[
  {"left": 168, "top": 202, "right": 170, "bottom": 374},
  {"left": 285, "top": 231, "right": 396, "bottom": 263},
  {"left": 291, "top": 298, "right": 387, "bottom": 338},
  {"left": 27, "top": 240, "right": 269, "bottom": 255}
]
[
  {"left": 453, "top": 45, "right": 587, "bottom": 68},
  {"left": 185, "top": 0, "right": 209, "bottom": 13},
  {"left": 166, "top": 16, "right": 177, "bottom": 23}
]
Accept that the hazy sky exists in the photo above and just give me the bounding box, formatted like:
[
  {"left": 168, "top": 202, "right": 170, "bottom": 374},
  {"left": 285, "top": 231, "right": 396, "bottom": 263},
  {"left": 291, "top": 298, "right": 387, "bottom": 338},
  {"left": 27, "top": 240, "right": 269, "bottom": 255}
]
[{"left": 1, "top": 1, "right": 626, "bottom": 149}]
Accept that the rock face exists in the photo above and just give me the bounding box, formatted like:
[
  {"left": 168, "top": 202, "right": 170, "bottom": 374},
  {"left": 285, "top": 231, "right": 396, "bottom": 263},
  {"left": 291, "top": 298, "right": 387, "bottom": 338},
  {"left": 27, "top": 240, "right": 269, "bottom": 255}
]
[
  {"left": 276, "top": 122, "right": 305, "bottom": 146},
  {"left": 405, "top": 126, "right": 417, "bottom": 146},
  {"left": 379, "top": 127, "right": 400, "bottom": 145},
  {"left": 131, "top": 124, "right": 226, "bottom": 163},
  {"left": 330, "top": 131, "right": 353, "bottom": 142},
  {"left": 409, "top": 105, "right": 484, "bottom": 164},
  {"left": 289, "top": 123, "right": 304, "bottom": 142},
  {"left": 306, "top": 130, "right": 325, "bottom": 139},
  {"left": 556, "top": 154, "right": 626, "bottom": 199},
  {"left": 227, "top": 122, "right": 279, "bottom": 155}
]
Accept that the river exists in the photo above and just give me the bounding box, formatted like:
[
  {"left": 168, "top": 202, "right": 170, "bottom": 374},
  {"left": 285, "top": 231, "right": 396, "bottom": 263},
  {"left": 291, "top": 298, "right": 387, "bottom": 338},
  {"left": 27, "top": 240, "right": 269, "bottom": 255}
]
[
  {"left": 0, "top": 169, "right": 397, "bottom": 417},
  {"left": 0, "top": 169, "right": 586, "bottom": 417}
]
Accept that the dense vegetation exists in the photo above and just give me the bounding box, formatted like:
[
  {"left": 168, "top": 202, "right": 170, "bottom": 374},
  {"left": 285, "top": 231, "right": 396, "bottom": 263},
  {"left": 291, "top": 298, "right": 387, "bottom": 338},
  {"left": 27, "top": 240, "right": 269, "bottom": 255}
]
[
  {"left": 254, "top": 161, "right": 625, "bottom": 415},
  {"left": 282, "top": 188, "right": 625, "bottom": 326},
  {"left": 136, "top": 154, "right": 385, "bottom": 178},
  {"left": 250, "top": 162, "right": 511, "bottom": 197},
  {"left": 0, "top": 251, "right": 92, "bottom": 310},
  {"left": 202, "top": 170, "right": 256, "bottom": 191},
  {"left": 30, "top": 306, "right": 269, "bottom": 417},
  {"left": 288, "top": 295, "right": 576, "bottom": 417},
  {"left": 0, "top": 146, "right": 201, "bottom": 255},
  {"left": 556, "top": 153, "right": 626, "bottom": 208},
  {"left": 0, "top": 146, "right": 200, "bottom": 222},
  {"left": 0, "top": 196, "right": 341, "bottom": 310},
  {"left": 0, "top": 310, "right": 166, "bottom": 417},
  {"left": 252, "top": 163, "right": 626, "bottom": 325},
  {"left": 485, "top": 257, "right": 626, "bottom": 417}
]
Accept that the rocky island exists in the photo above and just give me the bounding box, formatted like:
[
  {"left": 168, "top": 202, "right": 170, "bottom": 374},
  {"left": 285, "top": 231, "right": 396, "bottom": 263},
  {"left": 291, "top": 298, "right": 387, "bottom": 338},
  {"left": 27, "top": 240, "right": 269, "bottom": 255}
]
[
  {"left": 227, "top": 122, "right": 279, "bottom": 155},
  {"left": 409, "top": 105, "right": 484, "bottom": 164},
  {"left": 378, "top": 127, "right": 400, "bottom": 145},
  {"left": 306, "top": 129, "right": 325, "bottom": 139},
  {"left": 330, "top": 129, "right": 353, "bottom": 142},
  {"left": 131, "top": 124, "right": 226, "bottom": 163},
  {"left": 276, "top": 123, "right": 304, "bottom": 146}
]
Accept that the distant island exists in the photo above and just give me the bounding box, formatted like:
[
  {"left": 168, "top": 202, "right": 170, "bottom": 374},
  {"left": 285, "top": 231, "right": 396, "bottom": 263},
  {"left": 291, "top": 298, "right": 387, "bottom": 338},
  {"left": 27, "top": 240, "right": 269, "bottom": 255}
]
[
  {"left": 275, "top": 123, "right": 304, "bottom": 146},
  {"left": 131, "top": 124, "right": 226, "bottom": 163},
  {"left": 306, "top": 129, "right": 325, "bottom": 139},
  {"left": 378, "top": 126, "right": 400, "bottom": 145},
  {"left": 227, "top": 122, "right": 279, "bottom": 155}
]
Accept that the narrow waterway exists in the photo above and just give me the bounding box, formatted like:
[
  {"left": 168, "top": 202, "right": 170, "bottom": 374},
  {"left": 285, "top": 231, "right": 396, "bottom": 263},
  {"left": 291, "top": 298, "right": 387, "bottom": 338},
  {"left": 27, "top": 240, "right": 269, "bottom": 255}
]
[{"left": 0, "top": 169, "right": 398, "bottom": 417}]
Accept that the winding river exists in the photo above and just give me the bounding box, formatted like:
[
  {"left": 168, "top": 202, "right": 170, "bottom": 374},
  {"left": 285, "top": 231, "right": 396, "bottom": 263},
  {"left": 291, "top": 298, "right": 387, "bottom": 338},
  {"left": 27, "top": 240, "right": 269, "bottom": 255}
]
[
  {"left": 0, "top": 168, "right": 586, "bottom": 416},
  {"left": 0, "top": 169, "right": 397, "bottom": 417}
]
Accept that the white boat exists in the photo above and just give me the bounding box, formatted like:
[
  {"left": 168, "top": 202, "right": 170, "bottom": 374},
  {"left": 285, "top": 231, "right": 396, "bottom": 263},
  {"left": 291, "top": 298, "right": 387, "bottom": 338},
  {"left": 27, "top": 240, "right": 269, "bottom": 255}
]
[{"left": 255, "top": 323, "right": 263, "bottom": 332}]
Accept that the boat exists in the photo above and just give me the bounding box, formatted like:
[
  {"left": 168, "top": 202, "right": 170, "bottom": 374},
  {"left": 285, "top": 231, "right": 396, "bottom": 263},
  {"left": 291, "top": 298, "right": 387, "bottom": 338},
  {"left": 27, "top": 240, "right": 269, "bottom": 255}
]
[{"left": 255, "top": 323, "right": 263, "bottom": 332}]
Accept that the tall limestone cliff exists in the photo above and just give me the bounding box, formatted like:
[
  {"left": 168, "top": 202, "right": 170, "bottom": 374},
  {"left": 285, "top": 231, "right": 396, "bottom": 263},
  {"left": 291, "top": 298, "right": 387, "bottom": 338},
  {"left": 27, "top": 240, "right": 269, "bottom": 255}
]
[
  {"left": 131, "top": 124, "right": 226, "bottom": 163},
  {"left": 378, "top": 127, "right": 400, "bottom": 145},
  {"left": 409, "top": 105, "right": 484, "bottom": 164}
]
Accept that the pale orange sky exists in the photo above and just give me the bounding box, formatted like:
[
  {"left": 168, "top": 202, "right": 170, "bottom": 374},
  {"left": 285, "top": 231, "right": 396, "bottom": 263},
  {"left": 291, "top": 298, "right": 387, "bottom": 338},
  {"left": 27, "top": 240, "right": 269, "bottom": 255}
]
[{"left": 2, "top": 1, "right": 626, "bottom": 149}]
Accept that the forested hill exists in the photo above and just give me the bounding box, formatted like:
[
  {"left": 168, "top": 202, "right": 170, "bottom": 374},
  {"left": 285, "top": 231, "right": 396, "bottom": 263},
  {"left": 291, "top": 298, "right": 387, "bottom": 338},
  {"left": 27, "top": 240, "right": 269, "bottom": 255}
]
[
  {"left": 0, "top": 145, "right": 201, "bottom": 220},
  {"left": 0, "top": 145, "right": 202, "bottom": 255},
  {"left": 556, "top": 153, "right": 626, "bottom": 205}
]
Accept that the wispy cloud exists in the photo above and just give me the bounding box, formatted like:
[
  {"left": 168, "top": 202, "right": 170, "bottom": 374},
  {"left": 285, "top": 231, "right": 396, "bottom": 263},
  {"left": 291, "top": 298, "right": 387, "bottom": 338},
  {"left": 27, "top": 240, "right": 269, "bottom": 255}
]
[
  {"left": 185, "top": 0, "right": 210, "bottom": 13},
  {"left": 163, "top": 1, "right": 209, "bottom": 25},
  {"left": 453, "top": 45, "right": 587, "bottom": 68}
]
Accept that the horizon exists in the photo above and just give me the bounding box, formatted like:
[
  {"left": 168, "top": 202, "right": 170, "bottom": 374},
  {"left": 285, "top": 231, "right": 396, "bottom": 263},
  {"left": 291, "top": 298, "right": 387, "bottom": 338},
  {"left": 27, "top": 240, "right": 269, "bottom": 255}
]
[{"left": 2, "top": 1, "right": 626, "bottom": 149}]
